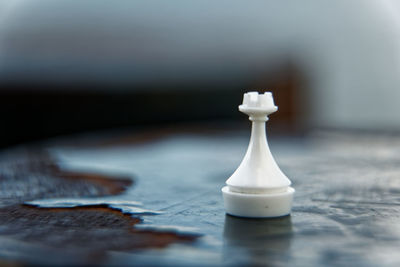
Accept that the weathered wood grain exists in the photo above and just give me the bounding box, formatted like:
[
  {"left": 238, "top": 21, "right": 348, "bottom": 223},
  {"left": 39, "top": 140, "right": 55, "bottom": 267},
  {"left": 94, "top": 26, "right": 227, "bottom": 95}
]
[{"left": 1, "top": 130, "right": 400, "bottom": 266}]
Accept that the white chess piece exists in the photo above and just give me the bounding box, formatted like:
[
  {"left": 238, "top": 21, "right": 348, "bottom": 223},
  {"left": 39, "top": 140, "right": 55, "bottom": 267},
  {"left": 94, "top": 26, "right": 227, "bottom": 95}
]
[{"left": 222, "top": 91, "right": 294, "bottom": 218}]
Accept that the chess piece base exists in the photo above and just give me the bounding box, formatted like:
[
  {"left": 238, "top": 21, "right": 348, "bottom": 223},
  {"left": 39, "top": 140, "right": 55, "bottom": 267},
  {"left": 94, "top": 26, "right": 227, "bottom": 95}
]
[{"left": 222, "top": 186, "right": 295, "bottom": 218}]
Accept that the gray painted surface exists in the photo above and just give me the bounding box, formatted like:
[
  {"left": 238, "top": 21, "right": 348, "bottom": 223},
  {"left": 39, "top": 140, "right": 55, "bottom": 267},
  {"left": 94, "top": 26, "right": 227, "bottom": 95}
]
[{"left": 6, "top": 129, "right": 397, "bottom": 266}]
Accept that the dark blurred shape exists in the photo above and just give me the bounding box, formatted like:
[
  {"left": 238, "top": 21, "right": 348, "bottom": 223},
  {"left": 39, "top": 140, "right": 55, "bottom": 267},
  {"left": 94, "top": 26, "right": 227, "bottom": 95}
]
[{"left": 0, "top": 61, "right": 304, "bottom": 148}]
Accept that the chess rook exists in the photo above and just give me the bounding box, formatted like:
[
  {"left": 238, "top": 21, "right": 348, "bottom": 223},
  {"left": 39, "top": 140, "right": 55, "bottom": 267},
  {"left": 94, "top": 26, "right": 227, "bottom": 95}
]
[{"left": 222, "top": 91, "right": 295, "bottom": 218}]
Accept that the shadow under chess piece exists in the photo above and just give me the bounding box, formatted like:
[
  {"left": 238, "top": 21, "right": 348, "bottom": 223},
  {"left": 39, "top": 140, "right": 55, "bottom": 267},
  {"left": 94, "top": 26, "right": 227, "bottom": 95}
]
[{"left": 223, "top": 214, "right": 293, "bottom": 266}]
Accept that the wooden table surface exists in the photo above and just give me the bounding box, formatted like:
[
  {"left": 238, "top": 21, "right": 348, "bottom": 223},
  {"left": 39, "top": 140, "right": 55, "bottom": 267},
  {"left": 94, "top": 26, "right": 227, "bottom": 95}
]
[{"left": 0, "top": 127, "right": 399, "bottom": 266}]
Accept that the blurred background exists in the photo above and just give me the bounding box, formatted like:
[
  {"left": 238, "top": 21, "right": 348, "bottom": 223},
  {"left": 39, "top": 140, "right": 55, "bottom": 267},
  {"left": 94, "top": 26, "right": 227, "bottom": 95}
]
[{"left": 1, "top": 0, "right": 400, "bottom": 147}]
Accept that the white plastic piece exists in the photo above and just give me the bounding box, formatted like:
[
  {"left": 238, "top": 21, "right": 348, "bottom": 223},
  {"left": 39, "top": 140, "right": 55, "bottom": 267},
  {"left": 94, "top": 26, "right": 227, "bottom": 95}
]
[{"left": 222, "top": 91, "right": 294, "bottom": 218}]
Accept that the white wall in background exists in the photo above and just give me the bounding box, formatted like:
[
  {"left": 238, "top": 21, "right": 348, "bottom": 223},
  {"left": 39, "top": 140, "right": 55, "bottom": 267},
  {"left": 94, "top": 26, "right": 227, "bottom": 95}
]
[{"left": 1, "top": 0, "right": 400, "bottom": 130}]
